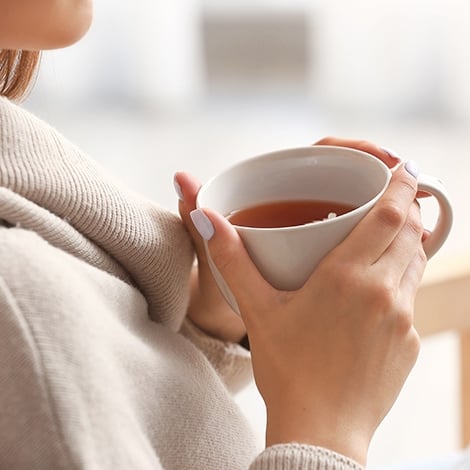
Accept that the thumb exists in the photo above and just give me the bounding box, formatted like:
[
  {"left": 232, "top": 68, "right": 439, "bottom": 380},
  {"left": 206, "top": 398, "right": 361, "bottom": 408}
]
[{"left": 190, "top": 208, "right": 273, "bottom": 319}]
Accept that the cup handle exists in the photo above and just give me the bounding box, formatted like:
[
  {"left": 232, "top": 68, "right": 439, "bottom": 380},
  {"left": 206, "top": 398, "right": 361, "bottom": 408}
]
[{"left": 417, "top": 173, "right": 453, "bottom": 259}]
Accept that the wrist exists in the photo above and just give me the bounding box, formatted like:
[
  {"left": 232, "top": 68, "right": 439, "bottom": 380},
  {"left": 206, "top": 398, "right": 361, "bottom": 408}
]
[
  {"left": 265, "top": 401, "right": 370, "bottom": 466},
  {"left": 187, "top": 305, "right": 246, "bottom": 343},
  {"left": 187, "top": 267, "right": 246, "bottom": 343}
]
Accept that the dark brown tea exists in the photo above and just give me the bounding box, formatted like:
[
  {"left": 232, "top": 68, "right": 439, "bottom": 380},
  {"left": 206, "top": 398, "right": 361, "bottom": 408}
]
[{"left": 227, "top": 199, "right": 357, "bottom": 228}]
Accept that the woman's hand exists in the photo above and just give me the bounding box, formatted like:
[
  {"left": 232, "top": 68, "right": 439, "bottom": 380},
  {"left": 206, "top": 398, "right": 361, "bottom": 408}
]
[
  {"left": 314, "top": 136, "right": 401, "bottom": 169},
  {"left": 188, "top": 158, "right": 426, "bottom": 466},
  {"left": 175, "top": 172, "right": 247, "bottom": 344},
  {"left": 175, "top": 138, "right": 400, "bottom": 345}
]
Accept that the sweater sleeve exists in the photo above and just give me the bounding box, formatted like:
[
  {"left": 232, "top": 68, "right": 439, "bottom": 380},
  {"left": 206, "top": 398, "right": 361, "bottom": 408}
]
[
  {"left": 180, "top": 318, "right": 253, "bottom": 393},
  {"left": 249, "top": 444, "right": 364, "bottom": 470},
  {"left": 0, "top": 275, "right": 74, "bottom": 470},
  {"left": 0, "top": 228, "right": 167, "bottom": 470}
]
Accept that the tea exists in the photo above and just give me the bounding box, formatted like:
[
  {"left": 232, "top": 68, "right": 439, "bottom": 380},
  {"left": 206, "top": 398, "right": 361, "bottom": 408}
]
[{"left": 227, "top": 199, "right": 357, "bottom": 228}]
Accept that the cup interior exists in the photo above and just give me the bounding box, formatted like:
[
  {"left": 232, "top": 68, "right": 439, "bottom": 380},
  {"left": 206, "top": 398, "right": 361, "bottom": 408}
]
[{"left": 197, "top": 146, "right": 390, "bottom": 227}]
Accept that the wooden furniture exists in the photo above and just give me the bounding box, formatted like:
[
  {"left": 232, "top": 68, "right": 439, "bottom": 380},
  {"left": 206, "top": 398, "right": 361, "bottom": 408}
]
[{"left": 414, "top": 252, "right": 470, "bottom": 447}]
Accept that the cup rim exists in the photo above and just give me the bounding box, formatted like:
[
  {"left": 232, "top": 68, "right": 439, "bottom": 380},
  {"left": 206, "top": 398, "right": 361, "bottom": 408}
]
[{"left": 197, "top": 145, "right": 391, "bottom": 232}]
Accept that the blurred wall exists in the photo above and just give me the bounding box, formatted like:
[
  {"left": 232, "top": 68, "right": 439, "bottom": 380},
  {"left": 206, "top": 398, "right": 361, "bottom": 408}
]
[
  {"left": 311, "top": 0, "right": 470, "bottom": 121},
  {"left": 32, "top": 0, "right": 203, "bottom": 110},
  {"left": 31, "top": 0, "right": 470, "bottom": 122}
]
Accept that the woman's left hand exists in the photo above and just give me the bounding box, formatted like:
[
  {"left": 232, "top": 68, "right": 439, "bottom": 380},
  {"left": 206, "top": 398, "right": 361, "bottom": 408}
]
[
  {"left": 175, "top": 171, "right": 247, "bottom": 343},
  {"left": 314, "top": 136, "right": 401, "bottom": 169}
]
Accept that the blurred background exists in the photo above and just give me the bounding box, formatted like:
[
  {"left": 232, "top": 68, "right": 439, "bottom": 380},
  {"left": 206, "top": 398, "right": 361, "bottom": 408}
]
[{"left": 25, "top": 0, "right": 470, "bottom": 468}]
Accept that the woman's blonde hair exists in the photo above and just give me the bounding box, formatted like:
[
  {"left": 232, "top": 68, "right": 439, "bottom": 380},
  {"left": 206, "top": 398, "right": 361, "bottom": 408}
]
[{"left": 0, "top": 50, "right": 41, "bottom": 101}]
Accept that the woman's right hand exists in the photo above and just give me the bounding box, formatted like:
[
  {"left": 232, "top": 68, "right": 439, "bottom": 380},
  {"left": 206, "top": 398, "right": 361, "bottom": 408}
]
[{"left": 190, "top": 161, "right": 426, "bottom": 466}]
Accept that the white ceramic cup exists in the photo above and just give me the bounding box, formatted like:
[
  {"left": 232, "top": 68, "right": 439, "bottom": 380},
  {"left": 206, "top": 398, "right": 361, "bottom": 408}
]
[{"left": 196, "top": 146, "right": 453, "bottom": 313}]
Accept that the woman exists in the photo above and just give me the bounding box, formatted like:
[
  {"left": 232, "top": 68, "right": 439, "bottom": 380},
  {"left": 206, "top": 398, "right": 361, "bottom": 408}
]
[{"left": 0, "top": 1, "right": 427, "bottom": 468}]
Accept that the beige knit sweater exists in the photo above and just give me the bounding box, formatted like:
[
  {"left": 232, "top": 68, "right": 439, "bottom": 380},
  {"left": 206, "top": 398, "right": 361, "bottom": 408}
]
[{"left": 0, "top": 96, "right": 362, "bottom": 470}]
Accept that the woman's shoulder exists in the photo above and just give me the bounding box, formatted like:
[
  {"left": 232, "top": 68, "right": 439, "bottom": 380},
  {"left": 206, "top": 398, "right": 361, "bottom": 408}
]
[
  {"left": 0, "top": 95, "right": 77, "bottom": 166},
  {"left": 0, "top": 96, "right": 52, "bottom": 132},
  {"left": 0, "top": 96, "right": 86, "bottom": 163}
]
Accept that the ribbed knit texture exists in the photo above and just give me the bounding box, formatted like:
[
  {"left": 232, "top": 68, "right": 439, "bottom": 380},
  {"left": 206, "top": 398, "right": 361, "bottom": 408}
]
[
  {"left": 0, "top": 96, "right": 364, "bottom": 469},
  {"left": 250, "top": 444, "right": 363, "bottom": 470},
  {"left": 0, "top": 96, "right": 192, "bottom": 330}
]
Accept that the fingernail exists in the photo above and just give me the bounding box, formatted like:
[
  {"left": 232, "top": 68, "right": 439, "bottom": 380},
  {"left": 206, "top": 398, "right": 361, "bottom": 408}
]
[
  {"left": 190, "top": 209, "right": 215, "bottom": 241},
  {"left": 381, "top": 147, "right": 401, "bottom": 161},
  {"left": 173, "top": 175, "right": 184, "bottom": 201},
  {"left": 405, "top": 160, "right": 419, "bottom": 178}
]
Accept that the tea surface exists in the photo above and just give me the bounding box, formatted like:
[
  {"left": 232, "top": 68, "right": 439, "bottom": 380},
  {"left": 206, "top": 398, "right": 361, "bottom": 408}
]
[{"left": 227, "top": 199, "right": 357, "bottom": 228}]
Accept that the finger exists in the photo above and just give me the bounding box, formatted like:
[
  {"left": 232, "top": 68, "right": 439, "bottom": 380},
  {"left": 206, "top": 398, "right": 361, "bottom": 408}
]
[
  {"left": 417, "top": 190, "right": 432, "bottom": 199},
  {"left": 174, "top": 172, "right": 208, "bottom": 260},
  {"left": 376, "top": 199, "right": 424, "bottom": 279},
  {"left": 189, "top": 207, "right": 274, "bottom": 321},
  {"left": 174, "top": 171, "right": 201, "bottom": 214},
  {"left": 422, "top": 229, "right": 431, "bottom": 243},
  {"left": 397, "top": 247, "right": 427, "bottom": 311},
  {"left": 335, "top": 162, "right": 419, "bottom": 265},
  {"left": 314, "top": 136, "right": 401, "bottom": 169}
]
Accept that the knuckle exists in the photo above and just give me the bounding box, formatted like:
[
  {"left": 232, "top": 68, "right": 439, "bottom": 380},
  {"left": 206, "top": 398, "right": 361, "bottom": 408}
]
[
  {"left": 366, "top": 278, "right": 397, "bottom": 314},
  {"left": 405, "top": 209, "right": 424, "bottom": 238},
  {"left": 319, "top": 259, "right": 361, "bottom": 291},
  {"left": 399, "top": 177, "right": 417, "bottom": 197},
  {"left": 376, "top": 202, "right": 406, "bottom": 229},
  {"left": 356, "top": 273, "right": 397, "bottom": 320},
  {"left": 417, "top": 246, "right": 428, "bottom": 265},
  {"left": 407, "top": 328, "right": 421, "bottom": 357},
  {"left": 393, "top": 307, "right": 415, "bottom": 335},
  {"left": 398, "top": 325, "right": 421, "bottom": 363}
]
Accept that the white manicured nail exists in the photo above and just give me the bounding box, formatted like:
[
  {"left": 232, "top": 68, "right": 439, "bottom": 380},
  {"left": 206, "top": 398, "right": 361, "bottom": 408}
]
[
  {"left": 190, "top": 209, "right": 215, "bottom": 240},
  {"left": 173, "top": 175, "right": 184, "bottom": 201},
  {"left": 405, "top": 160, "right": 419, "bottom": 178}
]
